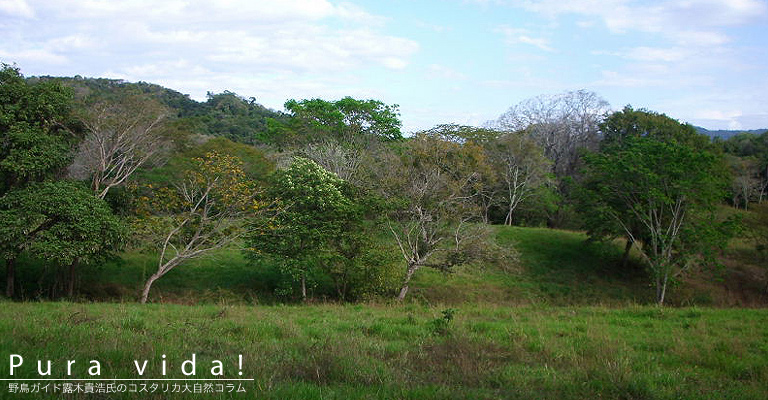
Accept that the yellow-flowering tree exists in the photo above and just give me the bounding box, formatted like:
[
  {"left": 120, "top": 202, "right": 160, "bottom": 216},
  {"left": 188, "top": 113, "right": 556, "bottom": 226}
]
[{"left": 136, "top": 151, "right": 264, "bottom": 303}]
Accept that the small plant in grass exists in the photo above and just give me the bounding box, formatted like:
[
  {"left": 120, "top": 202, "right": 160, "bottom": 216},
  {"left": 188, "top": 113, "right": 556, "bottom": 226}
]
[{"left": 431, "top": 308, "right": 458, "bottom": 336}]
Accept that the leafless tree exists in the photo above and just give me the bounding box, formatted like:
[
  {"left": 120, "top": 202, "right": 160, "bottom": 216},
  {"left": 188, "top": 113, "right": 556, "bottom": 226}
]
[
  {"left": 301, "top": 139, "right": 363, "bottom": 184},
  {"left": 728, "top": 156, "right": 763, "bottom": 209},
  {"left": 70, "top": 95, "right": 168, "bottom": 199},
  {"left": 487, "top": 131, "right": 551, "bottom": 225},
  {"left": 489, "top": 90, "right": 610, "bottom": 179}
]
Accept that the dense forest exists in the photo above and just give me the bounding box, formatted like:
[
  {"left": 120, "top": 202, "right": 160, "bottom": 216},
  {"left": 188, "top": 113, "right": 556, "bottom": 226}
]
[{"left": 2, "top": 64, "right": 767, "bottom": 306}]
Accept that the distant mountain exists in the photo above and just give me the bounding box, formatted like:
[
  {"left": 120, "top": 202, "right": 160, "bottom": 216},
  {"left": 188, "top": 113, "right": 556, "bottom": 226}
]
[
  {"left": 30, "top": 75, "right": 287, "bottom": 145},
  {"left": 694, "top": 126, "right": 768, "bottom": 140}
]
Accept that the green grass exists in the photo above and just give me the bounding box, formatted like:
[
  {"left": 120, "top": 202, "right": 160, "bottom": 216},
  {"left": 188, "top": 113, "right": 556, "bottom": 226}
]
[
  {"left": 0, "top": 302, "right": 766, "bottom": 399},
  {"left": 12, "top": 225, "right": 763, "bottom": 306},
  {"left": 14, "top": 248, "right": 273, "bottom": 304},
  {"left": 4, "top": 225, "right": 767, "bottom": 398},
  {"left": 408, "top": 227, "right": 653, "bottom": 306}
]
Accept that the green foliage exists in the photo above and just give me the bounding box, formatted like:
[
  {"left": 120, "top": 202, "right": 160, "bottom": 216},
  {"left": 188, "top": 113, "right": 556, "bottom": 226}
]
[
  {"left": 248, "top": 157, "right": 399, "bottom": 301},
  {"left": 600, "top": 105, "right": 714, "bottom": 149},
  {"left": 54, "top": 76, "right": 286, "bottom": 145},
  {"left": 182, "top": 137, "right": 274, "bottom": 180},
  {"left": 430, "top": 308, "right": 457, "bottom": 336},
  {"left": 748, "top": 203, "right": 768, "bottom": 260},
  {"left": 0, "top": 181, "right": 126, "bottom": 265},
  {"left": 247, "top": 157, "right": 354, "bottom": 299},
  {"left": 183, "top": 91, "right": 287, "bottom": 144},
  {"left": 0, "top": 64, "right": 76, "bottom": 194},
  {"left": 581, "top": 107, "right": 732, "bottom": 303},
  {"left": 136, "top": 137, "right": 275, "bottom": 189},
  {"left": 277, "top": 97, "right": 402, "bottom": 145}
]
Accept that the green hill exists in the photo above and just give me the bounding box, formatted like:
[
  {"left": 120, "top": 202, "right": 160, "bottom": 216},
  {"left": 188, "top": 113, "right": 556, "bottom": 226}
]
[
  {"left": 32, "top": 75, "right": 288, "bottom": 144},
  {"left": 12, "top": 225, "right": 765, "bottom": 307}
]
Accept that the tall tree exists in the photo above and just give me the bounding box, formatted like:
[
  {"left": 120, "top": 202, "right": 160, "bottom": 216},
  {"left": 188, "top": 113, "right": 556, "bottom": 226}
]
[
  {"left": 486, "top": 131, "right": 551, "bottom": 225},
  {"left": 0, "top": 64, "right": 76, "bottom": 195},
  {"left": 490, "top": 90, "right": 609, "bottom": 227},
  {"left": 581, "top": 107, "right": 731, "bottom": 304},
  {"left": 490, "top": 90, "right": 609, "bottom": 179},
  {"left": 1, "top": 64, "right": 78, "bottom": 297},
  {"left": 284, "top": 97, "right": 402, "bottom": 143}
]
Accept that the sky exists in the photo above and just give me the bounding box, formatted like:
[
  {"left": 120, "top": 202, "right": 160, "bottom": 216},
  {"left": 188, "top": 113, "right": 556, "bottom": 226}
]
[{"left": 1, "top": 0, "right": 767, "bottom": 132}]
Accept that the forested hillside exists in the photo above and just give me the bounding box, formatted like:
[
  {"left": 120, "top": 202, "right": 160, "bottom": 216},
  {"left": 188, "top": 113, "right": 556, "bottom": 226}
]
[{"left": 2, "top": 65, "right": 768, "bottom": 306}]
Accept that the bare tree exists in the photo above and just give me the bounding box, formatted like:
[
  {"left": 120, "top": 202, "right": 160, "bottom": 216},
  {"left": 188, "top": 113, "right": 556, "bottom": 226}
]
[
  {"left": 487, "top": 131, "right": 550, "bottom": 225},
  {"left": 70, "top": 95, "right": 168, "bottom": 199},
  {"left": 489, "top": 90, "right": 609, "bottom": 179},
  {"left": 301, "top": 139, "right": 363, "bottom": 183},
  {"left": 728, "top": 156, "right": 762, "bottom": 209}
]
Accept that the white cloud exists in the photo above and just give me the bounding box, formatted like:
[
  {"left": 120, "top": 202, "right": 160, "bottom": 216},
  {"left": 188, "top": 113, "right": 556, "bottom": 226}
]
[
  {"left": 428, "top": 64, "right": 467, "bottom": 80},
  {"left": 604, "top": 46, "right": 690, "bottom": 62},
  {"left": 496, "top": 26, "right": 555, "bottom": 52},
  {"left": 0, "top": 0, "right": 419, "bottom": 102},
  {"left": 0, "top": 48, "right": 67, "bottom": 64},
  {"left": 0, "top": 0, "right": 34, "bottom": 18},
  {"left": 514, "top": 0, "right": 767, "bottom": 45}
]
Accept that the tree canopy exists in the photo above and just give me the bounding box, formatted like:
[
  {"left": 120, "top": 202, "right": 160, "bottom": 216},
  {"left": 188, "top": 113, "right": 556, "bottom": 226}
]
[
  {"left": 581, "top": 107, "right": 732, "bottom": 304},
  {"left": 0, "top": 64, "right": 76, "bottom": 195},
  {"left": 281, "top": 97, "right": 402, "bottom": 143}
]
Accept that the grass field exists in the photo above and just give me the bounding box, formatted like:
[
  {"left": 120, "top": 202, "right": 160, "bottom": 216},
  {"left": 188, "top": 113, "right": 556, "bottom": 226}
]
[
  {"left": 3, "top": 226, "right": 767, "bottom": 399},
  {"left": 15, "top": 225, "right": 753, "bottom": 306},
  {"left": 0, "top": 302, "right": 766, "bottom": 399}
]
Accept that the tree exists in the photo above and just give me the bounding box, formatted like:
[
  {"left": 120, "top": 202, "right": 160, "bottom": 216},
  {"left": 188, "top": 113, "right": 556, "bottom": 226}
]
[
  {"left": 69, "top": 93, "right": 169, "bottom": 199},
  {"left": 490, "top": 90, "right": 609, "bottom": 179},
  {"left": 1, "top": 64, "right": 76, "bottom": 196},
  {"left": 0, "top": 181, "right": 125, "bottom": 298},
  {"left": 489, "top": 90, "right": 610, "bottom": 227},
  {"left": 727, "top": 155, "right": 762, "bottom": 209},
  {"left": 135, "top": 152, "right": 262, "bottom": 303},
  {"left": 1, "top": 64, "right": 79, "bottom": 298},
  {"left": 301, "top": 139, "right": 364, "bottom": 184},
  {"left": 381, "top": 132, "right": 492, "bottom": 300},
  {"left": 276, "top": 97, "right": 404, "bottom": 195},
  {"left": 247, "top": 157, "right": 354, "bottom": 301},
  {"left": 486, "top": 131, "right": 551, "bottom": 225},
  {"left": 284, "top": 97, "right": 402, "bottom": 142},
  {"left": 581, "top": 107, "right": 731, "bottom": 304}
]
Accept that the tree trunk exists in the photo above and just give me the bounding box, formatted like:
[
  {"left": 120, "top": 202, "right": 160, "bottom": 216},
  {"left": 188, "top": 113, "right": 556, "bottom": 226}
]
[
  {"left": 301, "top": 275, "right": 307, "bottom": 302},
  {"left": 140, "top": 273, "right": 161, "bottom": 304},
  {"left": 656, "top": 273, "right": 668, "bottom": 305},
  {"left": 397, "top": 263, "right": 419, "bottom": 301},
  {"left": 5, "top": 258, "right": 15, "bottom": 298},
  {"left": 67, "top": 258, "right": 79, "bottom": 298},
  {"left": 504, "top": 208, "right": 513, "bottom": 226},
  {"left": 621, "top": 238, "right": 633, "bottom": 268}
]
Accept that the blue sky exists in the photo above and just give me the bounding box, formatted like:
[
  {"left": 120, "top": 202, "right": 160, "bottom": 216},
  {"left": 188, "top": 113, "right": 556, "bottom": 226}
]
[{"left": 1, "top": 0, "right": 766, "bottom": 132}]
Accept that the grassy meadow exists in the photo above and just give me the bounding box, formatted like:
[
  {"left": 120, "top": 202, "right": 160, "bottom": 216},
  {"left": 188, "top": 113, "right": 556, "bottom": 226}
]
[
  {"left": 2, "top": 226, "right": 767, "bottom": 399},
  {"left": 0, "top": 302, "right": 766, "bottom": 399}
]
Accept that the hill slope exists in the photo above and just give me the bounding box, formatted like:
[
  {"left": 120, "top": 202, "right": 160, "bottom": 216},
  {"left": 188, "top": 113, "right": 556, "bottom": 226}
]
[
  {"left": 33, "top": 75, "right": 287, "bottom": 144},
  {"left": 695, "top": 126, "right": 768, "bottom": 140},
  {"left": 12, "top": 226, "right": 765, "bottom": 306}
]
